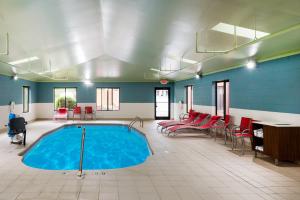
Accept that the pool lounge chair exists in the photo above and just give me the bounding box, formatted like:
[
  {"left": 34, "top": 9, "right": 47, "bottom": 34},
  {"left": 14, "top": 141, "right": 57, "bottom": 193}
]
[
  {"left": 163, "top": 113, "right": 210, "bottom": 134},
  {"left": 179, "top": 109, "right": 195, "bottom": 121},
  {"left": 157, "top": 109, "right": 197, "bottom": 129},
  {"left": 166, "top": 115, "right": 222, "bottom": 136},
  {"left": 158, "top": 112, "right": 201, "bottom": 132},
  {"left": 53, "top": 108, "right": 68, "bottom": 120},
  {"left": 160, "top": 113, "right": 202, "bottom": 132}
]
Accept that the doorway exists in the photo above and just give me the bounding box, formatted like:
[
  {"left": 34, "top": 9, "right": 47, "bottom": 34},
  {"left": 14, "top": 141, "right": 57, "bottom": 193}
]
[
  {"left": 215, "top": 80, "right": 230, "bottom": 118},
  {"left": 155, "top": 87, "right": 170, "bottom": 120}
]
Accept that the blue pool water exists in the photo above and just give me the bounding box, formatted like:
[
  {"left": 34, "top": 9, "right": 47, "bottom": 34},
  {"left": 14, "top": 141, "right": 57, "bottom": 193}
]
[{"left": 23, "top": 125, "right": 151, "bottom": 170}]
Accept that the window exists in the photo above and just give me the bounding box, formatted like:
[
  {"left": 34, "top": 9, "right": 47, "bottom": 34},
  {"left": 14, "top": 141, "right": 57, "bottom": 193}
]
[
  {"left": 54, "top": 88, "right": 77, "bottom": 110},
  {"left": 23, "top": 86, "right": 29, "bottom": 113},
  {"left": 185, "top": 85, "right": 193, "bottom": 112},
  {"left": 215, "top": 80, "right": 230, "bottom": 118},
  {"left": 96, "top": 88, "right": 120, "bottom": 111}
]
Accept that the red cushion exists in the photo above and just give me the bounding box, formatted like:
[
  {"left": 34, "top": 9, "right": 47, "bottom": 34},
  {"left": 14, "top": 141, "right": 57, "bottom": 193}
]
[
  {"left": 199, "top": 124, "right": 211, "bottom": 129},
  {"left": 240, "top": 117, "right": 252, "bottom": 131},
  {"left": 188, "top": 109, "right": 195, "bottom": 117},
  {"left": 85, "top": 106, "right": 93, "bottom": 113},
  {"left": 58, "top": 108, "right": 67, "bottom": 114},
  {"left": 211, "top": 116, "right": 221, "bottom": 121},
  {"left": 73, "top": 106, "right": 81, "bottom": 114},
  {"left": 224, "top": 115, "right": 231, "bottom": 124},
  {"left": 191, "top": 112, "right": 200, "bottom": 118}
]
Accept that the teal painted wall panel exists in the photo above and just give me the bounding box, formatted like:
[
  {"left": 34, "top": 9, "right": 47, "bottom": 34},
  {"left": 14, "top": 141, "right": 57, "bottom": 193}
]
[
  {"left": 1, "top": 53, "right": 299, "bottom": 116},
  {"left": 37, "top": 82, "right": 174, "bottom": 103},
  {"left": 174, "top": 54, "right": 300, "bottom": 114},
  {"left": 0, "top": 74, "right": 37, "bottom": 106}
]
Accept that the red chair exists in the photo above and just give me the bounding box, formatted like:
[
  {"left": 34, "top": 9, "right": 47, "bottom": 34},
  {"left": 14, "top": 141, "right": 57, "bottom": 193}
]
[
  {"left": 211, "top": 115, "right": 231, "bottom": 142},
  {"left": 223, "top": 115, "right": 232, "bottom": 144},
  {"left": 84, "top": 106, "right": 94, "bottom": 119},
  {"left": 72, "top": 106, "right": 82, "bottom": 120},
  {"left": 53, "top": 108, "right": 68, "bottom": 120},
  {"left": 230, "top": 117, "right": 253, "bottom": 154}
]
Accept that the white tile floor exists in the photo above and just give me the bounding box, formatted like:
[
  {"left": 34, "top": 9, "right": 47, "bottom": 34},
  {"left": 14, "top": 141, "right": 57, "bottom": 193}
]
[{"left": 0, "top": 120, "right": 299, "bottom": 200}]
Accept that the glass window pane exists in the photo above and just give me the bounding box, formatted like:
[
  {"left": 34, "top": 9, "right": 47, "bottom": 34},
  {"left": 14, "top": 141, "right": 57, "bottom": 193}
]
[
  {"left": 156, "top": 90, "right": 168, "bottom": 103},
  {"left": 226, "top": 82, "right": 230, "bottom": 115},
  {"left": 108, "top": 89, "right": 113, "bottom": 110},
  {"left": 66, "top": 88, "right": 76, "bottom": 110},
  {"left": 155, "top": 89, "right": 169, "bottom": 117},
  {"left": 54, "top": 88, "right": 66, "bottom": 110},
  {"left": 216, "top": 82, "right": 224, "bottom": 116},
  {"left": 23, "top": 87, "right": 29, "bottom": 113},
  {"left": 96, "top": 89, "right": 102, "bottom": 110},
  {"left": 186, "top": 86, "right": 193, "bottom": 112},
  {"left": 113, "top": 89, "right": 119, "bottom": 110},
  {"left": 101, "top": 88, "right": 108, "bottom": 110}
]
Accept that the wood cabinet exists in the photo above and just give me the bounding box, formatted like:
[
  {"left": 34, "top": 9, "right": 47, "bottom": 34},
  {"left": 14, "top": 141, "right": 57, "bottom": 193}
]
[{"left": 252, "top": 122, "right": 300, "bottom": 165}]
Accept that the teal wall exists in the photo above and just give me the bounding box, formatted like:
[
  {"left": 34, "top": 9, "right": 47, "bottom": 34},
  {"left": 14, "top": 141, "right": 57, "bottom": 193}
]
[
  {"left": 1, "top": 53, "right": 300, "bottom": 115},
  {"left": 174, "top": 54, "right": 300, "bottom": 114},
  {"left": 0, "top": 74, "right": 37, "bottom": 106},
  {"left": 37, "top": 82, "right": 174, "bottom": 103}
]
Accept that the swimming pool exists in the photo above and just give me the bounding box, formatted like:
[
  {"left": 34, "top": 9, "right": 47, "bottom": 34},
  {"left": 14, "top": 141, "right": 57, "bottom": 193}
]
[{"left": 23, "top": 124, "right": 151, "bottom": 170}]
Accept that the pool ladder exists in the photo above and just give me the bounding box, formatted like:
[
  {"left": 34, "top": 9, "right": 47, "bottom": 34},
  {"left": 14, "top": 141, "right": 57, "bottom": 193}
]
[
  {"left": 128, "top": 116, "right": 144, "bottom": 130},
  {"left": 77, "top": 127, "right": 86, "bottom": 178}
]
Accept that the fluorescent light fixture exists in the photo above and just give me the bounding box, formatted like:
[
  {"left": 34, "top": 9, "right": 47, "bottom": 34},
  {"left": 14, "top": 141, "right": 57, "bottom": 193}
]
[
  {"left": 211, "top": 22, "right": 269, "bottom": 39},
  {"left": 9, "top": 56, "right": 39, "bottom": 65},
  {"left": 150, "top": 68, "right": 161, "bottom": 72},
  {"left": 246, "top": 60, "right": 257, "bottom": 69},
  {"left": 182, "top": 58, "right": 197, "bottom": 64}
]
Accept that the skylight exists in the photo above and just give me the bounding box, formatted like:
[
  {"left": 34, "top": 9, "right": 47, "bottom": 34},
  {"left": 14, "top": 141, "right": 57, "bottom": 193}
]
[
  {"left": 211, "top": 22, "right": 270, "bottom": 39},
  {"left": 9, "top": 56, "right": 39, "bottom": 65}
]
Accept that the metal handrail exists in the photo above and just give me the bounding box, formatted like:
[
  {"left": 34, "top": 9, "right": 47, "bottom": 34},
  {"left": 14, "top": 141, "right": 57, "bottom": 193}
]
[
  {"left": 77, "top": 127, "right": 86, "bottom": 178},
  {"left": 128, "top": 116, "right": 144, "bottom": 130}
]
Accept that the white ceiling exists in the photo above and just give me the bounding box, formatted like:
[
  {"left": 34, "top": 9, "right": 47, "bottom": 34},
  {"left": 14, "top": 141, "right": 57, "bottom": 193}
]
[{"left": 0, "top": 0, "right": 300, "bottom": 82}]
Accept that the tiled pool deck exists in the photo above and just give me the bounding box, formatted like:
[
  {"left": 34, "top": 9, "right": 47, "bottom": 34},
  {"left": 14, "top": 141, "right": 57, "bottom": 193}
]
[{"left": 0, "top": 120, "right": 299, "bottom": 200}]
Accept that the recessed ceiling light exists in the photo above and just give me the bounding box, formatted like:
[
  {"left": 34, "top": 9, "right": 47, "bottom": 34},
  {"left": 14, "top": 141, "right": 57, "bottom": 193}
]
[
  {"left": 246, "top": 60, "right": 257, "bottom": 69},
  {"left": 182, "top": 58, "right": 197, "bottom": 64},
  {"left": 211, "top": 22, "right": 269, "bottom": 39},
  {"left": 13, "top": 75, "right": 18, "bottom": 80},
  {"left": 195, "top": 74, "right": 200, "bottom": 79},
  {"left": 8, "top": 56, "right": 39, "bottom": 65}
]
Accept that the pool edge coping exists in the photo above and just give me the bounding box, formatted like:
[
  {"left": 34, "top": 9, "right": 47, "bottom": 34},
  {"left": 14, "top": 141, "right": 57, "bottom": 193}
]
[{"left": 18, "top": 123, "right": 154, "bottom": 157}]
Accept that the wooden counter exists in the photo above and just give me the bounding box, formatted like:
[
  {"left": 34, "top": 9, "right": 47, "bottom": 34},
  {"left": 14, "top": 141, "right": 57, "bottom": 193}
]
[{"left": 252, "top": 121, "right": 300, "bottom": 165}]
